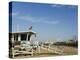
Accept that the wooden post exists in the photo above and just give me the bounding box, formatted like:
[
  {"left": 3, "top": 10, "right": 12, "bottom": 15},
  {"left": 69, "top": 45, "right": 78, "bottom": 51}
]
[
  {"left": 31, "top": 48, "right": 33, "bottom": 56},
  {"left": 12, "top": 47, "right": 14, "bottom": 58},
  {"left": 38, "top": 46, "right": 40, "bottom": 53},
  {"left": 11, "top": 34, "right": 14, "bottom": 58},
  {"left": 18, "top": 34, "right": 21, "bottom": 41},
  {"left": 12, "top": 34, "right": 14, "bottom": 43},
  {"left": 48, "top": 44, "right": 50, "bottom": 51},
  {"left": 26, "top": 33, "right": 28, "bottom": 41}
]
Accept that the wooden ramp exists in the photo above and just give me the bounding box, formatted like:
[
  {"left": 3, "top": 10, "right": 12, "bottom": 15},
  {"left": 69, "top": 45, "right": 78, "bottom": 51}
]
[
  {"left": 40, "top": 46, "right": 63, "bottom": 55},
  {"left": 12, "top": 48, "right": 34, "bottom": 58}
]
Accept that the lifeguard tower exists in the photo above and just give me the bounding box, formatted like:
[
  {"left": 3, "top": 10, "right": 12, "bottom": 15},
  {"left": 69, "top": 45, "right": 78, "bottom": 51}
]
[{"left": 9, "top": 26, "right": 38, "bottom": 58}]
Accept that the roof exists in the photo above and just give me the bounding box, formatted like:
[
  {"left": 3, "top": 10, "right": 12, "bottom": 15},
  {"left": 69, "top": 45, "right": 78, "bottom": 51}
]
[{"left": 9, "top": 30, "right": 36, "bottom": 34}]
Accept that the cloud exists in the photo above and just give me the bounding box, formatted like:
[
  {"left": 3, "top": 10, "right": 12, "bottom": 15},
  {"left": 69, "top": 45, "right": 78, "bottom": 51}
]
[
  {"left": 19, "top": 15, "right": 59, "bottom": 25},
  {"left": 10, "top": 12, "right": 60, "bottom": 25},
  {"left": 50, "top": 4, "right": 77, "bottom": 8},
  {"left": 50, "top": 4, "right": 63, "bottom": 8},
  {"left": 19, "top": 16, "right": 41, "bottom": 23},
  {"left": 9, "top": 12, "right": 18, "bottom": 16},
  {"left": 67, "top": 5, "right": 77, "bottom": 8},
  {"left": 43, "top": 20, "right": 59, "bottom": 24},
  {"left": 12, "top": 12, "right": 18, "bottom": 16}
]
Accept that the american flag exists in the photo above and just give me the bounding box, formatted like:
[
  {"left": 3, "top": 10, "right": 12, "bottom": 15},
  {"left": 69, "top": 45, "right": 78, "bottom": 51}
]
[{"left": 29, "top": 26, "right": 32, "bottom": 30}]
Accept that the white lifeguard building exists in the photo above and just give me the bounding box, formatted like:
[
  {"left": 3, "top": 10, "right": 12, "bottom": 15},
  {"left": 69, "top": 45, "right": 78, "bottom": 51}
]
[{"left": 9, "top": 26, "right": 38, "bottom": 49}]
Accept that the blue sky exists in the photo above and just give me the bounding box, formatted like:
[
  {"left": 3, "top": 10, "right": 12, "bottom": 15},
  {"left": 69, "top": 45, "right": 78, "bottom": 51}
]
[{"left": 9, "top": 2, "right": 78, "bottom": 42}]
